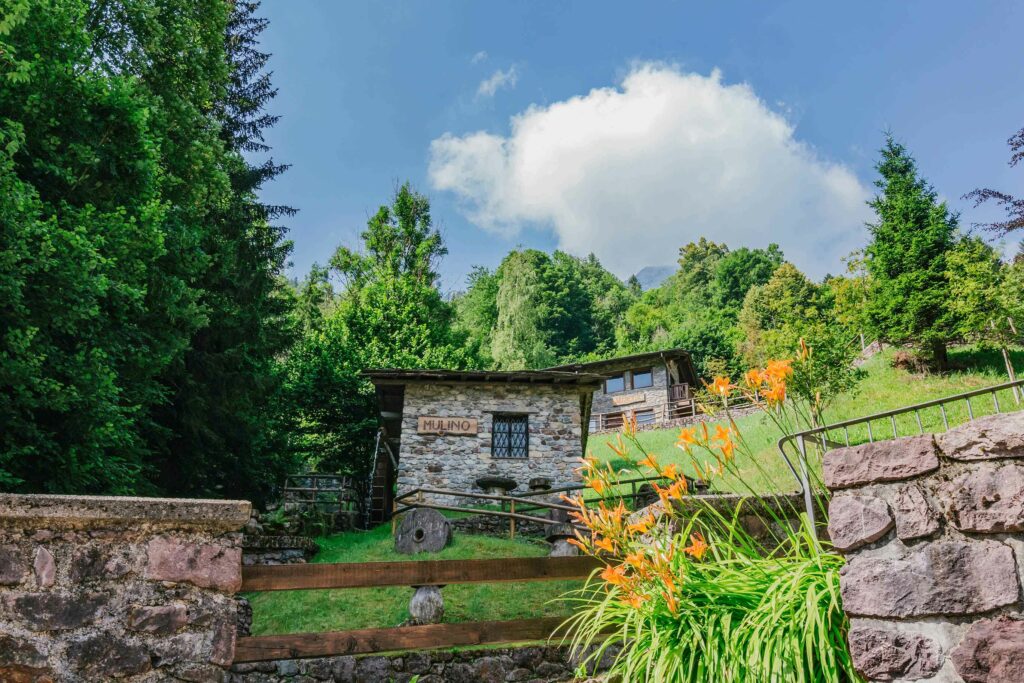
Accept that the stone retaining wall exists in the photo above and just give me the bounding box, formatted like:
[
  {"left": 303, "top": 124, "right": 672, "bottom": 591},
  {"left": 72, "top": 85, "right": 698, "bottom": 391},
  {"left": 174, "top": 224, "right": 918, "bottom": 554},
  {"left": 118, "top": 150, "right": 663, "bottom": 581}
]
[
  {"left": 229, "top": 643, "right": 619, "bottom": 683},
  {"left": 824, "top": 412, "right": 1024, "bottom": 682},
  {"left": 0, "top": 493, "right": 250, "bottom": 682},
  {"left": 241, "top": 534, "right": 319, "bottom": 566}
]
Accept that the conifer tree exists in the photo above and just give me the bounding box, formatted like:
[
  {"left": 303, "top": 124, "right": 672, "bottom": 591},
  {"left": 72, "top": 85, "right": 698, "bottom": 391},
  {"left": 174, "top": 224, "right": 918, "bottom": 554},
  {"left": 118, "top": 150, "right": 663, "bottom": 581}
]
[{"left": 865, "top": 135, "right": 959, "bottom": 368}]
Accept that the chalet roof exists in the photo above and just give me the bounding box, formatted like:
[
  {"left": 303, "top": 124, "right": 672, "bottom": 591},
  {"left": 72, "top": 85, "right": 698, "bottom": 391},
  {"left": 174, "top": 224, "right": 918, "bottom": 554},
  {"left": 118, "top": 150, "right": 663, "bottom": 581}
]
[
  {"left": 544, "top": 347, "right": 694, "bottom": 374},
  {"left": 362, "top": 369, "right": 605, "bottom": 386}
]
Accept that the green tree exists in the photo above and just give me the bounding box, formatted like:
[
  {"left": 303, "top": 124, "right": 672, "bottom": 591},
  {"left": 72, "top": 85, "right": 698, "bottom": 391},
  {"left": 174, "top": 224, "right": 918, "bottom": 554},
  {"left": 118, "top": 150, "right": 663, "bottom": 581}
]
[
  {"left": 0, "top": 0, "right": 205, "bottom": 493},
  {"left": 152, "top": 0, "right": 299, "bottom": 504},
  {"left": 865, "top": 135, "right": 959, "bottom": 368},
  {"left": 491, "top": 250, "right": 557, "bottom": 369},
  {"left": 712, "top": 244, "right": 784, "bottom": 311},
  {"left": 453, "top": 266, "right": 500, "bottom": 366},
  {"left": 284, "top": 184, "right": 469, "bottom": 476}
]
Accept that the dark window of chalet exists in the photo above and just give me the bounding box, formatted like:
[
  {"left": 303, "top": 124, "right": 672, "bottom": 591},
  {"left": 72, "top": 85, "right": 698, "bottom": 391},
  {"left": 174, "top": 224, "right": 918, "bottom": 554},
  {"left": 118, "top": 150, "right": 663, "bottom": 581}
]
[
  {"left": 605, "top": 373, "right": 626, "bottom": 393},
  {"left": 632, "top": 368, "right": 654, "bottom": 389},
  {"left": 492, "top": 414, "right": 529, "bottom": 458},
  {"left": 635, "top": 408, "right": 656, "bottom": 425}
]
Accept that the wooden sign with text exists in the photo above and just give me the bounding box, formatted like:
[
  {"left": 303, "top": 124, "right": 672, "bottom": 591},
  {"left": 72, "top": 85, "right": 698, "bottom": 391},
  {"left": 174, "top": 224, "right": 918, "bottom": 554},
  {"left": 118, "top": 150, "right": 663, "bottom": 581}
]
[
  {"left": 611, "top": 393, "right": 645, "bottom": 407},
  {"left": 417, "top": 416, "right": 478, "bottom": 435}
]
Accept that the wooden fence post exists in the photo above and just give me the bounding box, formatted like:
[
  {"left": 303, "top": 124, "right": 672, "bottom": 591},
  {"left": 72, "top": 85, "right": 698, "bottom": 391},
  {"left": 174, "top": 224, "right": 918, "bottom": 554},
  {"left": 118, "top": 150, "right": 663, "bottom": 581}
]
[{"left": 509, "top": 500, "right": 516, "bottom": 540}]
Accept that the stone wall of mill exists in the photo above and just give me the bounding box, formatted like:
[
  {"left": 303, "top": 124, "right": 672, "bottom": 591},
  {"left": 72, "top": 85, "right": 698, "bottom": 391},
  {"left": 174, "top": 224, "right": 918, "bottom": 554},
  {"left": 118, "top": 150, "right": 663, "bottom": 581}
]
[
  {"left": 824, "top": 412, "right": 1024, "bottom": 682},
  {"left": 0, "top": 493, "right": 250, "bottom": 682}
]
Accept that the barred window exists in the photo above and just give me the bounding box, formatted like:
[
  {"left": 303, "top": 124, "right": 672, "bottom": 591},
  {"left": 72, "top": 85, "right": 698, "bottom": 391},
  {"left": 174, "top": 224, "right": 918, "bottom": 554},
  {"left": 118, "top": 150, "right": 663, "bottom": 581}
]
[{"left": 492, "top": 414, "right": 529, "bottom": 458}]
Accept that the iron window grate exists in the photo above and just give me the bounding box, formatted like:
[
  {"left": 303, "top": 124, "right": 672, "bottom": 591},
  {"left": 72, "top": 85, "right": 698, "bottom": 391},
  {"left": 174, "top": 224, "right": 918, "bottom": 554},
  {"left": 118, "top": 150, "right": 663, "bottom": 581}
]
[{"left": 492, "top": 414, "right": 529, "bottom": 458}]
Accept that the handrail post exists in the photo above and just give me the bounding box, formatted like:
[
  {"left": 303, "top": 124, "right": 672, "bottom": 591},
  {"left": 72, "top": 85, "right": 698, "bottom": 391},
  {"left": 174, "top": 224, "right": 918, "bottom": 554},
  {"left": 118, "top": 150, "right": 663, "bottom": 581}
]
[
  {"left": 510, "top": 500, "right": 516, "bottom": 540},
  {"left": 797, "top": 434, "right": 817, "bottom": 533}
]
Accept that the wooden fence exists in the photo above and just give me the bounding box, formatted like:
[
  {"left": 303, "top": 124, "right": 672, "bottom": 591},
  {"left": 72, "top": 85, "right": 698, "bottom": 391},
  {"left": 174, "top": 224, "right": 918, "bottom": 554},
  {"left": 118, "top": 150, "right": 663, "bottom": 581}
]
[{"left": 234, "top": 555, "right": 603, "bottom": 662}]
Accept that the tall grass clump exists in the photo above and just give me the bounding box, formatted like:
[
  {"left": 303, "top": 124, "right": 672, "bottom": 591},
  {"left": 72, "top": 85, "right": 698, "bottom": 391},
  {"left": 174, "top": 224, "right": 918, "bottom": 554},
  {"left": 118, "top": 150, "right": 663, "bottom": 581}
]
[{"left": 560, "top": 349, "right": 860, "bottom": 682}]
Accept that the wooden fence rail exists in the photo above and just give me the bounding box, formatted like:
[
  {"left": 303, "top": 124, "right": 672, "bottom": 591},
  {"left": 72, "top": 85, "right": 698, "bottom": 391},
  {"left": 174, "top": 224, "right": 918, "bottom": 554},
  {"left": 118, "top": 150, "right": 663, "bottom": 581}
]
[{"left": 235, "top": 555, "right": 604, "bottom": 662}]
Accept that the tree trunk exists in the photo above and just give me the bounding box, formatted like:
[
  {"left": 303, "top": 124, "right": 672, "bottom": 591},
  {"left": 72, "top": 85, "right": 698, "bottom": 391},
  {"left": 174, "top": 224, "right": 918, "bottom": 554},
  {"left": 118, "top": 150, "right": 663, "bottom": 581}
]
[{"left": 929, "top": 339, "right": 949, "bottom": 371}]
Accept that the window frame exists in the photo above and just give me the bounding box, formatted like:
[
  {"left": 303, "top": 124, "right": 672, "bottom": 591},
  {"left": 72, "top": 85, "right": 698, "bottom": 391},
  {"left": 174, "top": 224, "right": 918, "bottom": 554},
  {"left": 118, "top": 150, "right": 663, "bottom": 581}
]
[
  {"left": 631, "top": 367, "right": 654, "bottom": 389},
  {"left": 604, "top": 373, "right": 627, "bottom": 394},
  {"left": 491, "top": 413, "right": 529, "bottom": 459}
]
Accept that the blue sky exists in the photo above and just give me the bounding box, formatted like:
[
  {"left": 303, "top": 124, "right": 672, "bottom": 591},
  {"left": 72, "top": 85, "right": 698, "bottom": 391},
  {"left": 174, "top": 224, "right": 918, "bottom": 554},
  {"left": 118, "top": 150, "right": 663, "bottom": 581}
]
[{"left": 256, "top": 1, "right": 1023, "bottom": 290}]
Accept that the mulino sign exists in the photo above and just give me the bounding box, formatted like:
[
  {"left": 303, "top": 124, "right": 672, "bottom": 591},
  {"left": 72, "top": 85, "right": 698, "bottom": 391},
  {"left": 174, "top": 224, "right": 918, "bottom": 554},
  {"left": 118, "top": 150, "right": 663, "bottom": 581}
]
[{"left": 417, "top": 416, "right": 478, "bottom": 435}]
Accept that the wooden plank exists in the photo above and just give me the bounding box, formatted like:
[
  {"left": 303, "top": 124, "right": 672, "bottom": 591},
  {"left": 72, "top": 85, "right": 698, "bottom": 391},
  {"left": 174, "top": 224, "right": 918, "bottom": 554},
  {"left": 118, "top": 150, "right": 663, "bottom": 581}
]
[
  {"left": 234, "top": 617, "right": 571, "bottom": 662},
  {"left": 241, "top": 555, "right": 601, "bottom": 592}
]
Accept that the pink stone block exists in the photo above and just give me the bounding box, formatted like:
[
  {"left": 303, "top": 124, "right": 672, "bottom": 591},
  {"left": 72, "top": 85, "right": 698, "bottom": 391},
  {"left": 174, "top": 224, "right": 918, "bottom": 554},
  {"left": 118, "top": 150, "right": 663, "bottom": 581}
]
[{"left": 145, "top": 537, "right": 241, "bottom": 593}]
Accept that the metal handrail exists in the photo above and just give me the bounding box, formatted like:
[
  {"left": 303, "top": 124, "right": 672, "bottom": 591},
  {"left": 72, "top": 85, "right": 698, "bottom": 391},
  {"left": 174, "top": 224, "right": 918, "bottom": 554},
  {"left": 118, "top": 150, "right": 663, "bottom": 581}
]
[{"left": 778, "top": 377, "right": 1024, "bottom": 528}]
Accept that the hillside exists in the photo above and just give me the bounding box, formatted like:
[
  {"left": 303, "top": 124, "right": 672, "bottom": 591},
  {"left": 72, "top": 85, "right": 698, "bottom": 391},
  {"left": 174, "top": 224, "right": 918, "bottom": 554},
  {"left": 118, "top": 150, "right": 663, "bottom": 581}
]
[{"left": 588, "top": 345, "right": 1024, "bottom": 493}]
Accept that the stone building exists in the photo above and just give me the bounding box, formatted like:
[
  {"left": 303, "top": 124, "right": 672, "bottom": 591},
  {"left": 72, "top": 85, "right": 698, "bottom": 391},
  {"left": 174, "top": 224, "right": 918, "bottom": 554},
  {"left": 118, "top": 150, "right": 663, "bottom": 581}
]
[
  {"left": 364, "top": 370, "right": 603, "bottom": 522},
  {"left": 548, "top": 348, "right": 699, "bottom": 432}
]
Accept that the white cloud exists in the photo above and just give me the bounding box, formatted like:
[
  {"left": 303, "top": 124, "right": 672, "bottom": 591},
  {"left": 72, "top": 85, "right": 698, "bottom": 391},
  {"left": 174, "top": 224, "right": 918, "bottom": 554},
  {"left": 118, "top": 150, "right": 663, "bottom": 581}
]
[
  {"left": 430, "top": 63, "right": 872, "bottom": 279},
  {"left": 476, "top": 66, "right": 519, "bottom": 98},
  {"left": 471, "top": 50, "right": 488, "bottom": 64}
]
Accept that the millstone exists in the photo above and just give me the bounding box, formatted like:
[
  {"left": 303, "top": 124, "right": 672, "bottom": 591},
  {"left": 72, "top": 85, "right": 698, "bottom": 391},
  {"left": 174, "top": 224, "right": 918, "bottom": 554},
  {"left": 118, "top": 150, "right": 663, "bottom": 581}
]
[{"left": 395, "top": 508, "right": 452, "bottom": 554}]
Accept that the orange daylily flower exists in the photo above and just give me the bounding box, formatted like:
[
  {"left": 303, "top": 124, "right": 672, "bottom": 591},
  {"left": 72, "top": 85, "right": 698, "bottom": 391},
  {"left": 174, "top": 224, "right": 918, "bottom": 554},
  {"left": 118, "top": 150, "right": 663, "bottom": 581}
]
[
  {"left": 675, "top": 427, "right": 697, "bottom": 450},
  {"left": 744, "top": 368, "right": 764, "bottom": 388},
  {"left": 708, "top": 376, "right": 736, "bottom": 397},
  {"left": 589, "top": 477, "right": 607, "bottom": 495},
  {"left": 712, "top": 424, "right": 732, "bottom": 443},
  {"left": 624, "top": 551, "right": 647, "bottom": 568},
  {"left": 567, "top": 537, "right": 586, "bottom": 550},
  {"left": 683, "top": 532, "right": 709, "bottom": 560},
  {"left": 763, "top": 381, "right": 786, "bottom": 406},
  {"left": 594, "top": 536, "right": 615, "bottom": 553},
  {"left": 661, "top": 463, "right": 680, "bottom": 481},
  {"left": 601, "top": 563, "right": 630, "bottom": 587},
  {"left": 719, "top": 438, "right": 735, "bottom": 461},
  {"left": 637, "top": 453, "right": 660, "bottom": 471},
  {"left": 626, "top": 513, "right": 655, "bottom": 535},
  {"left": 622, "top": 592, "right": 648, "bottom": 609},
  {"left": 765, "top": 359, "right": 793, "bottom": 382}
]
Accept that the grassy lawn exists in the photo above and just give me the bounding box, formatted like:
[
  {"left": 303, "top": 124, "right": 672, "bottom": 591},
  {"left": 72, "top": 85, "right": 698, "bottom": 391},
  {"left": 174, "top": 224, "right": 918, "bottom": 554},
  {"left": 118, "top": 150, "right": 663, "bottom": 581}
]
[
  {"left": 589, "top": 345, "right": 1024, "bottom": 494},
  {"left": 246, "top": 522, "right": 584, "bottom": 636}
]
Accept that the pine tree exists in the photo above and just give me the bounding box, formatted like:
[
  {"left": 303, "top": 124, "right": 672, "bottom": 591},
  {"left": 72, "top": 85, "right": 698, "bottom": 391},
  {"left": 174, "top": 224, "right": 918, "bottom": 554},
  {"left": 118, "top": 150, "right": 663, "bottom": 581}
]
[
  {"left": 151, "top": 0, "right": 298, "bottom": 504},
  {"left": 865, "top": 135, "right": 959, "bottom": 368}
]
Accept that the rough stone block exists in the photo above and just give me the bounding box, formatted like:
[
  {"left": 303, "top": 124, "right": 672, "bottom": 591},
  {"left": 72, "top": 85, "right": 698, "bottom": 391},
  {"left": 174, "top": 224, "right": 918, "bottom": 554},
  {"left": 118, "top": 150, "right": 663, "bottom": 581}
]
[
  {"left": 892, "top": 483, "right": 940, "bottom": 540},
  {"left": 32, "top": 547, "right": 55, "bottom": 588},
  {"left": 210, "top": 618, "right": 237, "bottom": 667},
  {"left": 0, "top": 545, "right": 26, "bottom": 585},
  {"left": 0, "top": 634, "right": 47, "bottom": 669},
  {"left": 65, "top": 631, "right": 151, "bottom": 678},
  {"left": 145, "top": 537, "right": 242, "bottom": 592},
  {"left": 941, "top": 463, "right": 1024, "bottom": 533},
  {"left": 847, "top": 624, "right": 942, "bottom": 681},
  {"left": 828, "top": 494, "right": 894, "bottom": 552},
  {"left": 937, "top": 412, "right": 1024, "bottom": 461},
  {"left": 823, "top": 436, "right": 939, "bottom": 489},
  {"left": 126, "top": 604, "right": 188, "bottom": 635},
  {"left": 840, "top": 540, "right": 1018, "bottom": 617},
  {"left": 4, "top": 591, "right": 107, "bottom": 631},
  {"left": 951, "top": 616, "right": 1024, "bottom": 683}
]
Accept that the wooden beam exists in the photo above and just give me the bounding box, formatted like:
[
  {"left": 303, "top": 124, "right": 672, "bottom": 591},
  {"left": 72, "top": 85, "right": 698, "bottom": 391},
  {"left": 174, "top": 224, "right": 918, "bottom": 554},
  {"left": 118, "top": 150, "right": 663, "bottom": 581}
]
[
  {"left": 234, "top": 617, "right": 575, "bottom": 662},
  {"left": 241, "top": 555, "right": 601, "bottom": 592}
]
